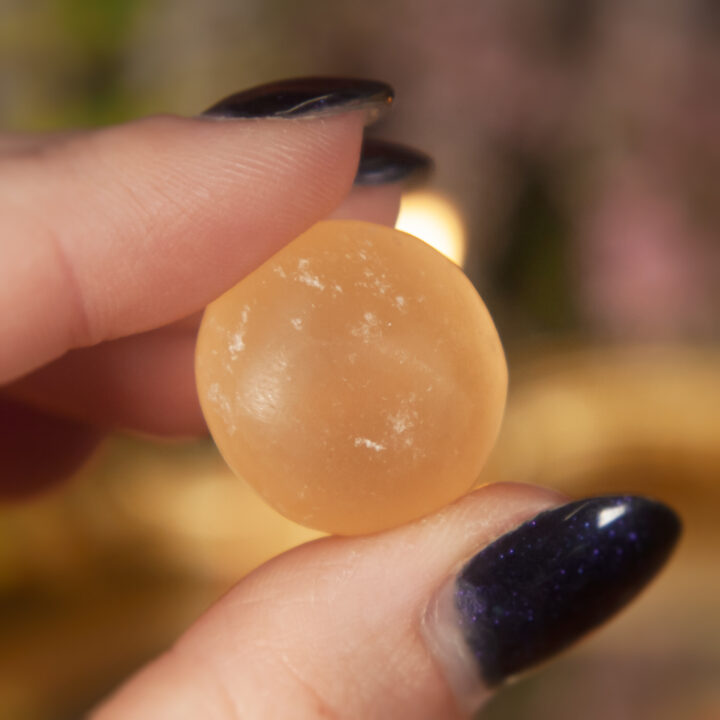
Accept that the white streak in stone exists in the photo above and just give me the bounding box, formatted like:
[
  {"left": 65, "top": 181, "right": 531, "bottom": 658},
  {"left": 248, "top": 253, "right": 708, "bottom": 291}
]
[
  {"left": 228, "top": 305, "right": 250, "bottom": 358},
  {"left": 295, "top": 258, "right": 325, "bottom": 290},
  {"left": 207, "top": 382, "right": 236, "bottom": 435},
  {"left": 388, "top": 408, "right": 414, "bottom": 434},
  {"left": 354, "top": 437, "right": 386, "bottom": 452},
  {"left": 350, "top": 311, "right": 381, "bottom": 342},
  {"left": 228, "top": 332, "right": 245, "bottom": 356},
  {"left": 359, "top": 267, "right": 391, "bottom": 295}
]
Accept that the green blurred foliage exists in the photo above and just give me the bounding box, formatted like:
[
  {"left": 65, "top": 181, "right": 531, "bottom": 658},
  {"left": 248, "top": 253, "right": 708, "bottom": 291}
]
[
  {"left": 1, "top": 0, "right": 143, "bottom": 129},
  {"left": 494, "top": 157, "right": 578, "bottom": 336},
  {"left": 52, "top": 0, "right": 142, "bottom": 124}
]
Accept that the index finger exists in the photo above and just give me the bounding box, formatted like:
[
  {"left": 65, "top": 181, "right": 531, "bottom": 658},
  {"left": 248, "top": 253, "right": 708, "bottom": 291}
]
[{"left": 0, "top": 79, "right": 391, "bottom": 383}]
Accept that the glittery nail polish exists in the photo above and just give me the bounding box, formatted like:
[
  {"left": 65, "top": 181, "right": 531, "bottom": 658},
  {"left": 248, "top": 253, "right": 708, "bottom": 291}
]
[
  {"left": 354, "top": 138, "right": 433, "bottom": 187},
  {"left": 203, "top": 77, "right": 393, "bottom": 121},
  {"left": 455, "top": 495, "right": 681, "bottom": 686}
]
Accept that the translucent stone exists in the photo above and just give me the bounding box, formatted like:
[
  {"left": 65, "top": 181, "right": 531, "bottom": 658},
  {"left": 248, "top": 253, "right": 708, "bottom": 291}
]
[{"left": 195, "top": 220, "right": 507, "bottom": 535}]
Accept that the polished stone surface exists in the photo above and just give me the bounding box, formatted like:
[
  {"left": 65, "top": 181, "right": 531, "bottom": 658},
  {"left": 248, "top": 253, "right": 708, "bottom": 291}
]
[{"left": 196, "top": 220, "right": 507, "bottom": 534}]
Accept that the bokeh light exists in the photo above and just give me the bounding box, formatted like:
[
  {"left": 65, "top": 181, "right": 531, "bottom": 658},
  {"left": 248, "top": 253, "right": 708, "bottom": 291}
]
[{"left": 395, "top": 191, "right": 467, "bottom": 267}]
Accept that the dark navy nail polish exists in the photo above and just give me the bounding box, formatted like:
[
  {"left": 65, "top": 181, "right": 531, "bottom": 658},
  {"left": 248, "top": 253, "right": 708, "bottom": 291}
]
[
  {"left": 203, "top": 77, "right": 393, "bottom": 120},
  {"left": 455, "top": 495, "right": 681, "bottom": 686},
  {"left": 354, "top": 138, "right": 433, "bottom": 187}
]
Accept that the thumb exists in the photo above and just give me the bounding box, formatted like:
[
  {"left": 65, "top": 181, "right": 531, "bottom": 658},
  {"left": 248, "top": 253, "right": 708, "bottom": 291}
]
[
  {"left": 93, "top": 484, "right": 680, "bottom": 719},
  {"left": 0, "top": 78, "right": 390, "bottom": 383}
]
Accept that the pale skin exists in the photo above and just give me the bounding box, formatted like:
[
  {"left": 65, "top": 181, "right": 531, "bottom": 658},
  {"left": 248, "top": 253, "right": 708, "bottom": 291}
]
[{"left": 0, "top": 111, "right": 565, "bottom": 718}]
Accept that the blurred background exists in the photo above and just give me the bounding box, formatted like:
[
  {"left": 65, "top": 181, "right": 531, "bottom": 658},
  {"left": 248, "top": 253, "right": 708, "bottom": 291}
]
[{"left": 0, "top": 0, "right": 718, "bottom": 718}]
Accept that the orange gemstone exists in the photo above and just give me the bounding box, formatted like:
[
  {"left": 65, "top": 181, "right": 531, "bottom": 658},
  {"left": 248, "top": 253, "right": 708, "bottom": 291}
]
[{"left": 195, "top": 220, "right": 507, "bottom": 534}]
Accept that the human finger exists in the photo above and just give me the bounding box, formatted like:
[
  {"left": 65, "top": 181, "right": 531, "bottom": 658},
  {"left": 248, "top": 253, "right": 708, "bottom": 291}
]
[
  {"left": 4, "top": 139, "right": 431, "bottom": 436},
  {"left": 0, "top": 77, "right": 392, "bottom": 384},
  {"left": 94, "top": 483, "right": 680, "bottom": 719}
]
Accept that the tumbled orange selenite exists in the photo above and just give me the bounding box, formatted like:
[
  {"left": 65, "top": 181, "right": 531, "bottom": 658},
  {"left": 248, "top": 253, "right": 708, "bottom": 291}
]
[{"left": 195, "top": 220, "right": 507, "bottom": 535}]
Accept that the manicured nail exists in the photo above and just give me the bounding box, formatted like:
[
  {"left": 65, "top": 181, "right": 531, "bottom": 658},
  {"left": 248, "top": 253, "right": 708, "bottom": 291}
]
[
  {"left": 425, "top": 495, "right": 680, "bottom": 712},
  {"left": 203, "top": 77, "right": 393, "bottom": 123},
  {"left": 354, "top": 138, "right": 433, "bottom": 187}
]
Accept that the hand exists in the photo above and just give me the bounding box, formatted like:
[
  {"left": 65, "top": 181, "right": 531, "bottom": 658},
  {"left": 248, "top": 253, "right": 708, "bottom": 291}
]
[
  {"left": 0, "top": 79, "right": 679, "bottom": 718},
  {"left": 0, "top": 79, "right": 400, "bottom": 496}
]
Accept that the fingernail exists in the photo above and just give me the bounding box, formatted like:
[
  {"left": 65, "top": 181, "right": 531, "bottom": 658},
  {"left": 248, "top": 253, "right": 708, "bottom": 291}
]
[
  {"left": 353, "top": 138, "right": 433, "bottom": 187},
  {"left": 424, "top": 495, "right": 681, "bottom": 712},
  {"left": 203, "top": 77, "right": 393, "bottom": 123}
]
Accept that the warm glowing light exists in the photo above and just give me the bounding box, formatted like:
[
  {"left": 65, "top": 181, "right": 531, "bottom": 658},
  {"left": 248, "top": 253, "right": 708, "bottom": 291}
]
[
  {"left": 597, "top": 505, "right": 627, "bottom": 528},
  {"left": 395, "top": 191, "right": 467, "bottom": 266}
]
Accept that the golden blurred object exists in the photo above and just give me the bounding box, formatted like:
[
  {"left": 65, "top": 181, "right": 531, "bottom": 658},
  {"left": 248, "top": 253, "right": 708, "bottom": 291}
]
[
  {"left": 195, "top": 220, "right": 507, "bottom": 534},
  {"left": 104, "top": 443, "right": 322, "bottom": 580},
  {"left": 481, "top": 346, "right": 720, "bottom": 530},
  {"left": 395, "top": 190, "right": 467, "bottom": 266}
]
